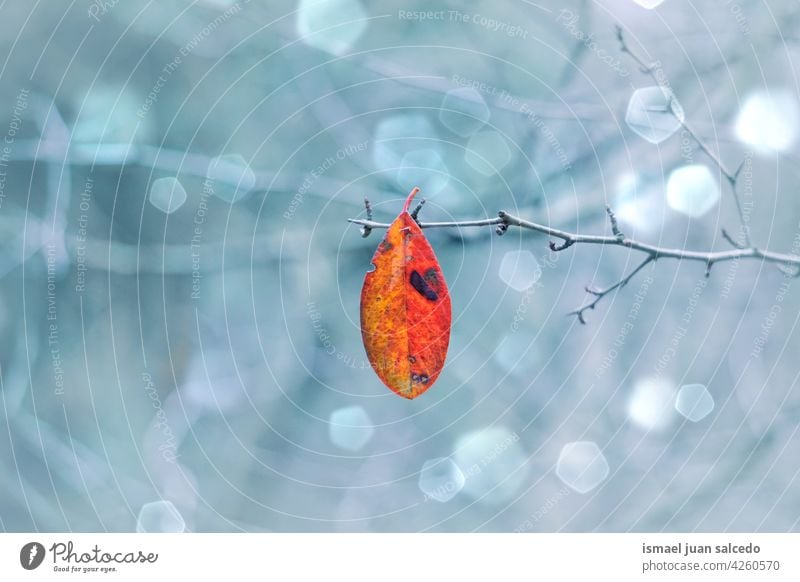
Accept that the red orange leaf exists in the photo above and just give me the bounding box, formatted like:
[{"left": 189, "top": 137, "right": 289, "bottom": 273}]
[{"left": 360, "top": 188, "right": 452, "bottom": 399}]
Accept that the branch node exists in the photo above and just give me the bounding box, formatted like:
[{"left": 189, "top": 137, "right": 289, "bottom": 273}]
[
  {"left": 549, "top": 238, "right": 575, "bottom": 251},
  {"left": 616, "top": 25, "right": 657, "bottom": 73},
  {"left": 667, "top": 96, "right": 678, "bottom": 115},
  {"left": 495, "top": 211, "right": 511, "bottom": 236},
  {"left": 567, "top": 306, "right": 588, "bottom": 325},
  {"left": 360, "top": 198, "right": 373, "bottom": 238},
  {"left": 732, "top": 159, "right": 746, "bottom": 184}
]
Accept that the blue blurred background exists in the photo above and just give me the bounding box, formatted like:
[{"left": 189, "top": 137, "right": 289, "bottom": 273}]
[{"left": 1, "top": 0, "right": 799, "bottom": 532}]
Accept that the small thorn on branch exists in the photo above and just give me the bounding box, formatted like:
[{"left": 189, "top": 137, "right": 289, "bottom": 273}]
[
  {"left": 410, "top": 198, "right": 426, "bottom": 223},
  {"left": 606, "top": 205, "right": 624, "bottom": 239},
  {"left": 721, "top": 228, "right": 744, "bottom": 249},
  {"left": 360, "top": 198, "right": 373, "bottom": 238}
]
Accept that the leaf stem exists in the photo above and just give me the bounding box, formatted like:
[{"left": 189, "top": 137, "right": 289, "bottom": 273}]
[{"left": 402, "top": 187, "right": 420, "bottom": 214}]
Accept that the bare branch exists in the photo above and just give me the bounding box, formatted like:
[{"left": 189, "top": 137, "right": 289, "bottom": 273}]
[
  {"left": 348, "top": 212, "right": 800, "bottom": 267},
  {"left": 569, "top": 256, "right": 656, "bottom": 324},
  {"left": 348, "top": 206, "right": 800, "bottom": 321},
  {"left": 348, "top": 29, "right": 800, "bottom": 323}
]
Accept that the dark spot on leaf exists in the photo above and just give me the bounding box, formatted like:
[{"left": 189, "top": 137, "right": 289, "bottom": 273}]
[
  {"left": 379, "top": 240, "right": 393, "bottom": 253},
  {"left": 408, "top": 355, "right": 416, "bottom": 363},
  {"left": 410, "top": 270, "right": 438, "bottom": 301},
  {"left": 424, "top": 268, "right": 438, "bottom": 285},
  {"left": 411, "top": 373, "right": 430, "bottom": 384}
]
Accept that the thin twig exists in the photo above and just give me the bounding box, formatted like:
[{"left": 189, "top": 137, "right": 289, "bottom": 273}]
[
  {"left": 678, "top": 116, "right": 752, "bottom": 246},
  {"left": 615, "top": 25, "right": 657, "bottom": 74},
  {"left": 721, "top": 228, "right": 745, "bottom": 249},
  {"left": 568, "top": 256, "right": 656, "bottom": 324},
  {"left": 616, "top": 25, "right": 753, "bottom": 247}
]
